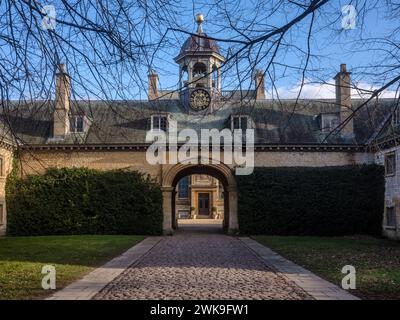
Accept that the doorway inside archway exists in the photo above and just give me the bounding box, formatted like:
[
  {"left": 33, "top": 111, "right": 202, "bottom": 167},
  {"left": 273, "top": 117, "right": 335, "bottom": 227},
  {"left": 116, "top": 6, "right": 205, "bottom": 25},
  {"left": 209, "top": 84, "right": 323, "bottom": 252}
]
[
  {"left": 170, "top": 166, "right": 231, "bottom": 233},
  {"left": 175, "top": 174, "right": 225, "bottom": 233},
  {"left": 163, "top": 163, "right": 238, "bottom": 235}
]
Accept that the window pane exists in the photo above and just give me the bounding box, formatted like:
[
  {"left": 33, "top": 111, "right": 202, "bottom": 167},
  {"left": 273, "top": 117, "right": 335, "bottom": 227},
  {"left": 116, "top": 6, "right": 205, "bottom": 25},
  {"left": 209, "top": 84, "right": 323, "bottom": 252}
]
[
  {"left": 178, "top": 176, "right": 189, "bottom": 198},
  {"left": 153, "top": 116, "right": 160, "bottom": 129},
  {"left": 233, "top": 117, "right": 240, "bottom": 129},
  {"left": 386, "top": 154, "right": 396, "bottom": 175},
  {"left": 387, "top": 207, "right": 396, "bottom": 227},
  {"left": 69, "top": 117, "right": 76, "bottom": 132},
  {"left": 160, "top": 117, "right": 167, "bottom": 131},
  {"left": 241, "top": 117, "right": 247, "bottom": 131},
  {"left": 76, "top": 117, "right": 84, "bottom": 132}
]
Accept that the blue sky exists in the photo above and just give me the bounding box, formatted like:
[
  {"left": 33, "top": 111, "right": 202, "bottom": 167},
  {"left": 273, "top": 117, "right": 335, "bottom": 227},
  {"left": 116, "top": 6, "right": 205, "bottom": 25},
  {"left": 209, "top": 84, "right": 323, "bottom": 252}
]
[
  {"left": 1, "top": 0, "right": 397, "bottom": 100},
  {"left": 153, "top": 0, "right": 398, "bottom": 99}
]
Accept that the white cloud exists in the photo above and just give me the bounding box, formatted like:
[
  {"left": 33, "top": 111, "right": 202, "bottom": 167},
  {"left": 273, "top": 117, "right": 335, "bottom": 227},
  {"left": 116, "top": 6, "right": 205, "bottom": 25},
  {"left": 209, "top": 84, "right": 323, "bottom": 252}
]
[{"left": 269, "top": 79, "right": 397, "bottom": 99}]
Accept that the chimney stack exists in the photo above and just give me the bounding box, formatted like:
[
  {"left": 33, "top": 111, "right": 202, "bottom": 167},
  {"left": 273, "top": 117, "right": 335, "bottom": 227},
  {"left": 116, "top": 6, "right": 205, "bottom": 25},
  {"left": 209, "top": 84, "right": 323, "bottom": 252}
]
[
  {"left": 53, "top": 64, "right": 71, "bottom": 138},
  {"left": 254, "top": 70, "right": 265, "bottom": 100},
  {"left": 334, "top": 64, "right": 353, "bottom": 138},
  {"left": 148, "top": 70, "right": 159, "bottom": 101}
]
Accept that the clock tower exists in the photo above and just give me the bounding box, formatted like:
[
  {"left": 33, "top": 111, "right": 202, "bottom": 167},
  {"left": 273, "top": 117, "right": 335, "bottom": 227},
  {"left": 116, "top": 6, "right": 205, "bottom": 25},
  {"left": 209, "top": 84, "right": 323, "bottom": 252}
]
[{"left": 175, "top": 13, "right": 225, "bottom": 113}]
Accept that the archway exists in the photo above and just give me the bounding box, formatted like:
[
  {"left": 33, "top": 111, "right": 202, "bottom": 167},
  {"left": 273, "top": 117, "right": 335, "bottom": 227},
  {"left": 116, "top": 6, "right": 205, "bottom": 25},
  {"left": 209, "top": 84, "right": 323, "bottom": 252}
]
[{"left": 162, "top": 163, "right": 238, "bottom": 235}]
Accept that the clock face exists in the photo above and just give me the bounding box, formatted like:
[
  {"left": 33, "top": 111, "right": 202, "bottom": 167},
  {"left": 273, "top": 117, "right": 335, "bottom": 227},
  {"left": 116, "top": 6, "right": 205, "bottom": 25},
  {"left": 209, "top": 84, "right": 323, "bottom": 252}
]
[{"left": 189, "top": 89, "right": 211, "bottom": 111}]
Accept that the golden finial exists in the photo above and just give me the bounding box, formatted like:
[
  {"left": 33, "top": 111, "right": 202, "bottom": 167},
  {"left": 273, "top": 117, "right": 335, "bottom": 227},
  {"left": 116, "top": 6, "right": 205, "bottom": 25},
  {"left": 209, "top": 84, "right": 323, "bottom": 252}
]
[
  {"left": 196, "top": 13, "right": 204, "bottom": 24},
  {"left": 196, "top": 13, "right": 204, "bottom": 33}
]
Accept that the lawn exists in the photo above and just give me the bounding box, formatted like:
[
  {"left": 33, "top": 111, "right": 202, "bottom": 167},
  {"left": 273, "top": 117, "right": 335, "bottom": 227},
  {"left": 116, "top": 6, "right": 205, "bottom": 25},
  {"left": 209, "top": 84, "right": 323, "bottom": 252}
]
[
  {"left": 0, "top": 235, "right": 144, "bottom": 300},
  {"left": 253, "top": 236, "right": 400, "bottom": 300}
]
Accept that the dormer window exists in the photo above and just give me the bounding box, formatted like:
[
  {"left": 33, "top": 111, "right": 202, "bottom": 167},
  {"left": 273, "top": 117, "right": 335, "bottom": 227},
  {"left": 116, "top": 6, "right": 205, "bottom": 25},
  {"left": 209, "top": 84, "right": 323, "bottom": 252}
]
[
  {"left": 151, "top": 115, "right": 168, "bottom": 132},
  {"left": 232, "top": 116, "right": 248, "bottom": 131},
  {"left": 70, "top": 115, "right": 85, "bottom": 133},
  {"left": 231, "top": 115, "right": 250, "bottom": 144},
  {"left": 319, "top": 113, "right": 340, "bottom": 133},
  {"left": 327, "top": 118, "right": 339, "bottom": 131}
]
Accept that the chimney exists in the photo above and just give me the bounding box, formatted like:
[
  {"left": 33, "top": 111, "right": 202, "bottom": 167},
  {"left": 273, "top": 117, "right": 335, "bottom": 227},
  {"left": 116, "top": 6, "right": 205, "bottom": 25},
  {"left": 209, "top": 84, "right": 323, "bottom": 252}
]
[
  {"left": 53, "top": 64, "right": 71, "bottom": 138},
  {"left": 148, "top": 70, "right": 159, "bottom": 101},
  {"left": 254, "top": 70, "right": 265, "bottom": 100},
  {"left": 334, "top": 64, "right": 353, "bottom": 138}
]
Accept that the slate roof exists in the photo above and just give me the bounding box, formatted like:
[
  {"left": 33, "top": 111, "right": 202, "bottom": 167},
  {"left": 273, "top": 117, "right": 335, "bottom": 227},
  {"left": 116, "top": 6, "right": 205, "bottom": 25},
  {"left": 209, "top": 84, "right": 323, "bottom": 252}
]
[
  {"left": 178, "top": 32, "right": 221, "bottom": 56},
  {"left": 369, "top": 101, "right": 400, "bottom": 147},
  {"left": 0, "top": 97, "right": 395, "bottom": 147}
]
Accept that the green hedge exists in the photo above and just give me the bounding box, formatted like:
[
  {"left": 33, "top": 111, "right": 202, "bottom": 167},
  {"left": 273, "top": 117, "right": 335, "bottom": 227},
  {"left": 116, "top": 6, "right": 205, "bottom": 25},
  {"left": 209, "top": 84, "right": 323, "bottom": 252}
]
[
  {"left": 6, "top": 167, "right": 163, "bottom": 236},
  {"left": 237, "top": 165, "right": 384, "bottom": 236}
]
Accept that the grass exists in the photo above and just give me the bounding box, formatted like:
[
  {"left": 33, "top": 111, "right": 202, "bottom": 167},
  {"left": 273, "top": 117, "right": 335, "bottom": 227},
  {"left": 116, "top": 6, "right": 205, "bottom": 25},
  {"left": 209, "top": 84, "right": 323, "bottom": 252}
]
[
  {"left": 0, "top": 235, "right": 144, "bottom": 300},
  {"left": 253, "top": 235, "right": 400, "bottom": 300}
]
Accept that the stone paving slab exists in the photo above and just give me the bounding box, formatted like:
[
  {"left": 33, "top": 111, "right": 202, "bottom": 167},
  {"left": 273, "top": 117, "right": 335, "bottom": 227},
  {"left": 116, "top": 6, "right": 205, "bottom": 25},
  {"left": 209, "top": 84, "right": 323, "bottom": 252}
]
[
  {"left": 46, "top": 237, "right": 162, "bottom": 300},
  {"left": 239, "top": 237, "right": 360, "bottom": 300}
]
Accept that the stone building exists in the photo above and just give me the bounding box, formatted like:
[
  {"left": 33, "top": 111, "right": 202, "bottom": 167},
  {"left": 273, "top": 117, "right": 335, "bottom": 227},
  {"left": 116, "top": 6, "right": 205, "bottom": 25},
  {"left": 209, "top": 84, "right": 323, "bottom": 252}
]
[
  {"left": 176, "top": 175, "right": 224, "bottom": 220},
  {"left": 0, "top": 14, "right": 398, "bottom": 237},
  {"left": 372, "top": 109, "right": 400, "bottom": 240}
]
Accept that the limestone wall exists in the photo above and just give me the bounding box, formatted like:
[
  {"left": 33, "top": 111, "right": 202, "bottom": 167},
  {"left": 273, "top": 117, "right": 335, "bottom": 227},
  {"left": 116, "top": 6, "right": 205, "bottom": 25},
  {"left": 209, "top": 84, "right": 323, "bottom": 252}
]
[
  {"left": 14, "top": 148, "right": 375, "bottom": 236},
  {"left": 375, "top": 147, "right": 400, "bottom": 240},
  {"left": 0, "top": 148, "right": 14, "bottom": 236},
  {"left": 19, "top": 149, "right": 374, "bottom": 179}
]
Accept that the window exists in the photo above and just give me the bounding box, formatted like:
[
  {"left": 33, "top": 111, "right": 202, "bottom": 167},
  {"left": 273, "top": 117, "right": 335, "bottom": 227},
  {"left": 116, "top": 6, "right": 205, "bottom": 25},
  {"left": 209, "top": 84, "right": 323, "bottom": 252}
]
[
  {"left": 319, "top": 114, "right": 340, "bottom": 132},
  {"left": 385, "top": 153, "right": 396, "bottom": 176},
  {"left": 232, "top": 116, "right": 248, "bottom": 131},
  {"left": 178, "top": 176, "right": 190, "bottom": 199},
  {"left": 329, "top": 118, "right": 339, "bottom": 131},
  {"left": 0, "top": 204, "right": 4, "bottom": 225},
  {"left": 212, "top": 65, "right": 218, "bottom": 89},
  {"left": 232, "top": 116, "right": 249, "bottom": 143},
  {"left": 70, "top": 116, "right": 84, "bottom": 133},
  {"left": 192, "top": 62, "right": 207, "bottom": 77},
  {"left": 392, "top": 108, "right": 400, "bottom": 126},
  {"left": 151, "top": 115, "right": 168, "bottom": 131},
  {"left": 386, "top": 207, "right": 396, "bottom": 228}
]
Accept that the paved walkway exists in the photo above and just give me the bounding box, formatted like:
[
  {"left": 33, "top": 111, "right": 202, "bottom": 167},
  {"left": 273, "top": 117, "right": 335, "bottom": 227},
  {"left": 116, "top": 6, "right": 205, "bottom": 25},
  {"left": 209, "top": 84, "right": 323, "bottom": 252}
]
[{"left": 48, "top": 223, "right": 358, "bottom": 300}]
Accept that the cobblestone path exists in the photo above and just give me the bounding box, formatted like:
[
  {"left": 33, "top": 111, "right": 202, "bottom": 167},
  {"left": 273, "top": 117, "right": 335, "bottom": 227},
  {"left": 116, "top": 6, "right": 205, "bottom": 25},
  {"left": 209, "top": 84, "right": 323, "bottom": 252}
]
[{"left": 94, "top": 230, "right": 310, "bottom": 300}]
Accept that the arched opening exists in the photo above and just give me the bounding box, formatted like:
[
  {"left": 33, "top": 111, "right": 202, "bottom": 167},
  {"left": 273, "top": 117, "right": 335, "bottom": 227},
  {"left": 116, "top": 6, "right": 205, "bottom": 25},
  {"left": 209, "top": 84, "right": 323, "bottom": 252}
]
[
  {"left": 162, "top": 163, "right": 238, "bottom": 235},
  {"left": 174, "top": 173, "right": 226, "bottom": 233},
  {"left": 212, "top": 64, "right": 219, "bottom": 89},
  {"left": 192, "top": 62, "right": 207, "bottom": 77},
  {"left": 181, "top": 65, "right": 189, "bottom": 88}
]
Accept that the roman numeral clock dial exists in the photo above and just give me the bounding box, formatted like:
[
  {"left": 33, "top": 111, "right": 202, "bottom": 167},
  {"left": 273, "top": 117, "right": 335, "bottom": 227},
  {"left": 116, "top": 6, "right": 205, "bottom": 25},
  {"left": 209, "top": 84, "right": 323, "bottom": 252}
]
[{"left": 189, "top": 88, "right": 211, "bottom": 111}]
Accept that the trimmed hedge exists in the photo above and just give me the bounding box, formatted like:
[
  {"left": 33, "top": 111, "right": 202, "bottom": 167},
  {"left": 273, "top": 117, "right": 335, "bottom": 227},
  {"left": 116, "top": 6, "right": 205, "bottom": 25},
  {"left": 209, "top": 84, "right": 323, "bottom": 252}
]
[
  {"left": 237, "top": 165, "right": 384, "bottom": 236},
  {"left": 6, "top": 167, "right": 163, "bottom": 236}
]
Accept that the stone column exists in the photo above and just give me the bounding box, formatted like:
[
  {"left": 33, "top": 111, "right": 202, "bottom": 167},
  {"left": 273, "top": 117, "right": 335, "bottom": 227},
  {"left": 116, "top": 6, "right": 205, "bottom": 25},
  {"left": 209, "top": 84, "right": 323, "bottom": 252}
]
[
  {"left": 227, "top": 186, "right": 239, "bottom": 234},
  {"left": 188, "top": 61, "right": 193, "bottom": 87},
  {"left": 207, "top": 61, "right": 213, "bottom": 88},
  {"left": 217, "top": 67, "right": 222, "bottom": 91},
  {"left": 162, "top": 186, "right": 174, "bottom": 235}
]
